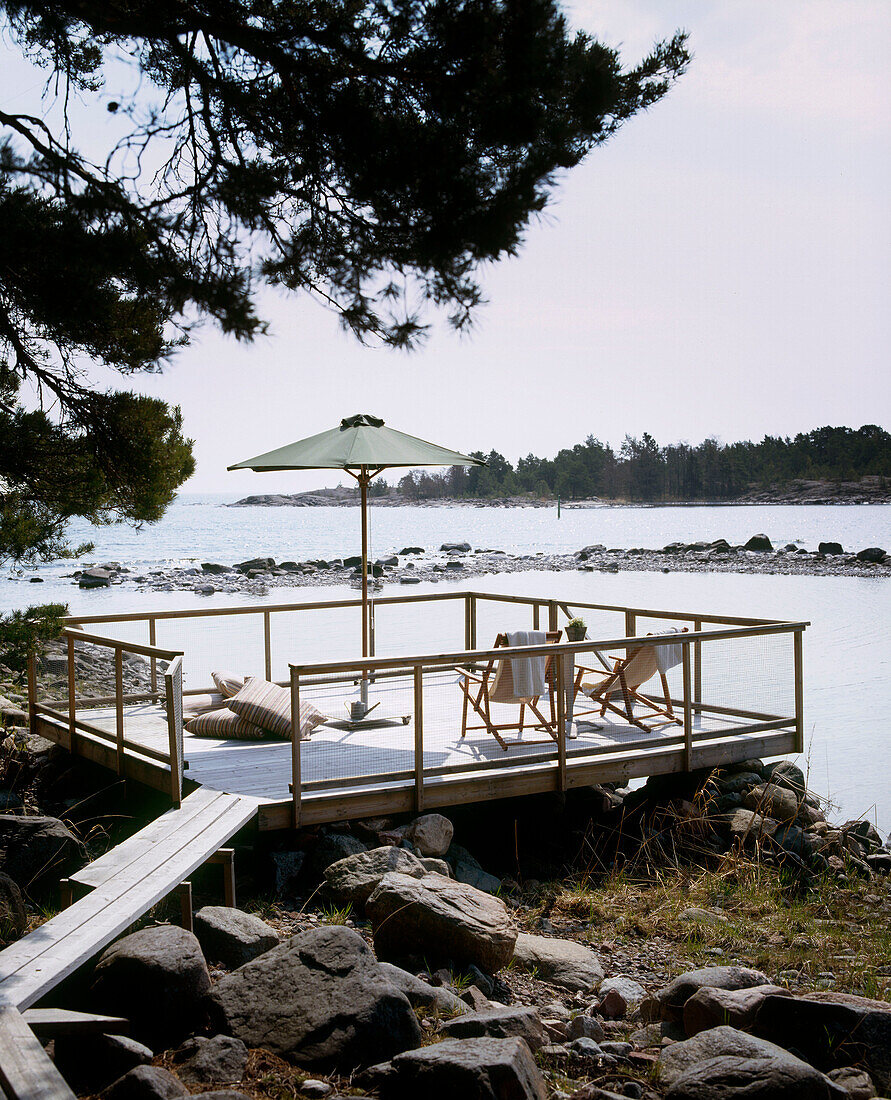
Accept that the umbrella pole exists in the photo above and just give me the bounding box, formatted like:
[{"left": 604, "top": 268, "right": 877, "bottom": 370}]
[{"left": 360, "top": 468, "right": 370, "bottom": 709}]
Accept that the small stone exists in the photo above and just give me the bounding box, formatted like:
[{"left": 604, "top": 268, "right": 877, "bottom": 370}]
[
  {"left": 569, "top": 1036, "right": 603, "bottom": 1056},
  {"left": 299, "top": 1082, "right": 333, "bottom": 1098},
  {"left": 567, "top": 1015, "right": 605, "bottom": 1043}
]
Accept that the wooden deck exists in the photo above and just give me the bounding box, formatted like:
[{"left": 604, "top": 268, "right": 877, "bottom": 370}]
[{"left": 36, "top": 667, "right": 798, "bottom": 831}]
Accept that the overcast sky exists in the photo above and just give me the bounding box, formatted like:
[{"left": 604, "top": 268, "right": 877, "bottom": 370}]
[{"left": 6, "top": 1, "right": 890, "bottom": 493}]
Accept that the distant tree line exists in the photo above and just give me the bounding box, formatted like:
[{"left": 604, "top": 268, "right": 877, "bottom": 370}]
[{"left": 389, "top": 425, "right": 891, "bottom": 502}]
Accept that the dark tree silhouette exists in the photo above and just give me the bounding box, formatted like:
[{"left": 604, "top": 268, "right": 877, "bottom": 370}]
[{"left": 0, "top": 0, "right": 689, "bottom": 561}]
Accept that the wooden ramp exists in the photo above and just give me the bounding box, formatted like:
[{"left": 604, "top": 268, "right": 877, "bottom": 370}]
[{"left": 0, "top": 787, "right": 259, "bottom": 1012}]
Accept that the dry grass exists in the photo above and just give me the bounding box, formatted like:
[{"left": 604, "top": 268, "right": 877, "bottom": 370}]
[{"left": 544, "top": 853, "right": 891, "bottom": 1001}]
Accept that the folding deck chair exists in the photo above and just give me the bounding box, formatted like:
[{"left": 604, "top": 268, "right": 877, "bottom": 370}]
[
  {"left": 573, "top": 631, "right": 688, "bottom": 733},
  {"left": 458, "top": 631, "right": 561, "bottom": 750}
]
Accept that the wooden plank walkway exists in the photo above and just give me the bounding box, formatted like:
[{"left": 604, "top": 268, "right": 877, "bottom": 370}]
[
  {"left": 0, "top": 787, "right": 258, "bottom": 1011},
  {"left": 0, "top": 1004, "right": 77, "bottom": 1100}
]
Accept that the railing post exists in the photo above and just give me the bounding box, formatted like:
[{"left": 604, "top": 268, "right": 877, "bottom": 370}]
[
  {"left": 624, "top": 611, "right": 637, "bottom": 661},
  {"left": 114, "top": 648, "right": 125, "bottom": 776},
  {"left": 555, "top": 650, "right": 567, "bottom": 791},
  {"left": 793, "top": 629, "right": 804, "bottom": 754},
  {"left": 27, "top": 650, "right": 37, "bottom": 736},
  {"left": 413, "top": 664, "right": 424, "bottom": 812},
  {"left": 67, "top": 633, "right": 76, "bottom": 748},
  {"left": 264, "top": 610, "right": 272, "bottom": 681},
  {"left": 149, "top": 617, "right": 158, "bottom": 696},
  {"left": 290, "top": 668, "right": 302, "bottom": 828},
  {"left": 532, "top": 602, "right": 540, "bottom": 631},
  {"left": 464, "top": 594, "right": 472, "bottom": 651},
  {"left": 682, "top": 642, "right": 693, "bottom": 771},
  {"left": 165, "top": 656, "right": 184, "bottom": 807},
  {"left": 693, "top": 619, "right": 702, "bottom": 717},
  {"left": 469, "top": 594, "right": 477, "bottom": 650},
  {"left": 548, "top": 601, "right": 559, "bottom": 633}
]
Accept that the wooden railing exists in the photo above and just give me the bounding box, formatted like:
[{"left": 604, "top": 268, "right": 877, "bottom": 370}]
[
  {"left": 28, "top": 590, "right": 806, "bottom": 814},
  {"left": 28, "top": 633, "right": 185, "bottom": 804},
  {"left": 287, "top": 617, "right": 807, "bottom": 827}
]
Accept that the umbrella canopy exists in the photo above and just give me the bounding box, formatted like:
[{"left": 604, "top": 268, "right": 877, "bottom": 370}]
[
  {"left": 229, "top": 415, "right": 484, "bottom": 708},
  {"left": 228, "top": 413, "right": 482, "bottom": 473}
]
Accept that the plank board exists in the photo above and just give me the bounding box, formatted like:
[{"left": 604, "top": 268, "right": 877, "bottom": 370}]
[
  {"left": 21, "top": 1008, "right": 129, "bottom": 1037},
  {"left": 0, "top": 1005, "right": 77, "bottom": 1100},
  {"left": 0, "top": 791, "right": 259, "bottom": 1010}
]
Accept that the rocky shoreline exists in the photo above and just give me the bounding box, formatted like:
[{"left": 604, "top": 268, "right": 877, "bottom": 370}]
[
  {"left": 0, "top": 719, "right": 889, "bottom": 1100},
  {"left": 66, "top": 534, "right": 891, "bottom": 599}
]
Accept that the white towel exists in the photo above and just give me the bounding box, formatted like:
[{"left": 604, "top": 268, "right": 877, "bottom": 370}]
[
  {"left": 507, "top": 630, "right": 547, "bottom": 697},
  {"left": 653, "top": 629, "right": 685, "bottom": 675}
]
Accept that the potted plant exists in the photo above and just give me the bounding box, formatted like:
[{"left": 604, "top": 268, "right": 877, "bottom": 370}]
[{"left": 565, "top": 617, "right": 587, "bottom": 642}]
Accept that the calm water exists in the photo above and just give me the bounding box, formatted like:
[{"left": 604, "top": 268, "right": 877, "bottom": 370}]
[{"left": 3, "top": 499, "right": 889, "bottom": 832}]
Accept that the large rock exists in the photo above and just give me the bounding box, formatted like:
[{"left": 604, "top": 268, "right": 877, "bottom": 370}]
[
  {"left": 366, "top": 872, "right": 517, "bottom": 972},
  {"left": 511, "top": 933, "right": 603, "bottom": 992},
  {"left": 753, "top": 991, "right": 891, "bottom": 1091},
  {"left": 447, "top": 843, "right": 502, "bottom": 894},
  {"left": 194, "top": 906, "right": 280, "bottom": 968},
  {"left": 79, "top": 568, "right": 114, "bottom": 588},
  {"left": 91, "top": 925, "right": 212, "bottom": 1048},
  {"left": 404, "top": 814, "right": 454, "bottom": 857},
  {"left": 324, "top": 846, "right": 429, "bottom": 906},
  {"left": 856, "top": 547, "right": 886, "bottom": 563},
  {"left": 378, "top": 962, "right": 468, "bottom": 1016},
  {"left": 659, "top": 1026, "right": 845, "bottom": 1098},
  {"left": 361, "top": 1036, "right": 548, "bottom": 1099},
  {"left": 744, "top": 534, "right": 773, "bottom": 552},
  {"left": 0, "top": 814, "right": 88, "bottom": 893},
  {"left": 0, "top": 871, "right": 27, "bottom": 940},
  {"left": 100, "top": 1065, "right": 189, "bottom": 1099},
  {"left": 762, "top": 761, "right": 807, "bottom": 798},
  {"left": 209, "top": 925, "right": 421, "bottom": 1071},
  {"left": 305, "top": 833, "right": 366, "bottom": 880},
  {"left": 644, "top": 966, "right": 770, "bottom": 1023},
  {"left": 173, "top": 1035, "right": 249, "bottom": 1087},
  {"left": 743, "top": 783, "right": 800, "bottom": 820},
  {"left": 683, "top": 984, "right": 790, "bottom": 1037},
  {"left": 722, "top": 808, "right": 779, "bottom": 845},
  {"left": 439, "top": 1005, "right": 544, "bottom": 1050},
  {"left": 818, "top": 542, "right": 844, "bottom": 556}
]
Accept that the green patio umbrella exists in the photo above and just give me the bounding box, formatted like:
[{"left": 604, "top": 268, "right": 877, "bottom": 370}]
[{"left": 229, "top": 414, "right": 484, "bottom": 711}]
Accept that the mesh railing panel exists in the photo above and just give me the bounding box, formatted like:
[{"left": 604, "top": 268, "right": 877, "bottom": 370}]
[{"left": 372, "top": 596, "right": 466, "bottom": 659}]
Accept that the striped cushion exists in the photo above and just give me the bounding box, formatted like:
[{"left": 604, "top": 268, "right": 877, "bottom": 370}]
[
  {"left": 181, "top": 693, "right": 227, "bottom": 720},
  {"left": 228, "top": 677, "right": 326, "bottom": 740},
  {"left": 186, "top": 708, "right": 266, "bottom": 740},
  {"left": 211, "top": 670, "right": 246, "bottom": 699}
]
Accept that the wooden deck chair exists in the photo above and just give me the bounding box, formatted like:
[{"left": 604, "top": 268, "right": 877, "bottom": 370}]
[
  {"left": 458, "top": 631, "right": 561, "bottom": 750},
  {"left": 573, "top": 631, "right": 688, "bottom": 733}
]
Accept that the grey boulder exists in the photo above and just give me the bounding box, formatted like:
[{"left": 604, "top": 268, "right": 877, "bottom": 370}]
[
  {"left": 100, "top": 1066, "right": 189, "bottom": 1100},
  {"left": 753, "top": 990, "right": 891, "bottom": 1091},
  {"left": 378, "top": 961, "right": 468, "bottom": 1016},
  {"left": 91, "top": 925, "right": 211, "bottom": 1048},
  {"left": 683, "top": 984, "right": 791, "bottom": 1036},
  {"left": 360, "top": 1036, "right": 548, "bottom": 1099},
  {"left": 644, "top": 966, "right": 770, "bottom": 1023},
  {"left": 439, "top": 1005, "right": 545, "bottom": 1050},
  {"left": 305, "top": 833, "right": 366, "bottom": 880},
  {"left": 324, "top": 846, "right": 429, "bottom": 906},
  {"left": 194, "top": 905, "right": 280, "bottom": 968},
  {"left": 404, "top": 814, "right": 454, "bottom": 857},
  {"left": 0, "top": 814, "right": 88, "bottom": 893},
  {"left": 366, "top": 871, "right": 517, "bottom": 972},
  {"left": 173, "top": 1035, "right": 248, "bottom": 1087},
  {"left": 743, "top": 782, "right": 800, "bottom": 821},
  {"left": 659, "top": 1026, "right": 846, "bottom": 1099},
  {"left": 512, "top": 932, "right": 604, "bottom": 992},
  {"left": 209, "top": 925, "right": 421, "bottom": 1071},
  {"left": 447, "top": 842, "right": 502, "bottom": 894}
]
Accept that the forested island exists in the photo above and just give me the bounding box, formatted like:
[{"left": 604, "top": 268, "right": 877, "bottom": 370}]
[{"left": 232, "top": 424, "right": 891, "bottom": 506}]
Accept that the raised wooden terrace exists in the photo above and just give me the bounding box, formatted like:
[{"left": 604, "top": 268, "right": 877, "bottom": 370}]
[{"left": 28, "top": 591, "right": 808, "bottom": 831}]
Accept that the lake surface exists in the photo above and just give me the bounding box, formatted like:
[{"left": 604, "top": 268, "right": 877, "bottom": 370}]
[{"left": 3, "top": 499, "right": 889, "bottom": 833}]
